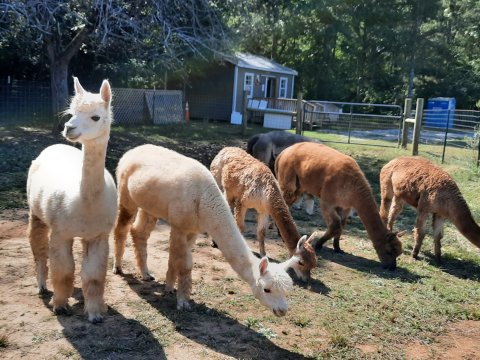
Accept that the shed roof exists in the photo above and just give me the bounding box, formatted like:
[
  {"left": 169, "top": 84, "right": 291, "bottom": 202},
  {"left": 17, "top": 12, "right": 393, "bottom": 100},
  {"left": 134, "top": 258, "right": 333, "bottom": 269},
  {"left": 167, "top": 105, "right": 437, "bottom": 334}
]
[{"left": 225, "top": 53, "right": 298, "bottom": 76}]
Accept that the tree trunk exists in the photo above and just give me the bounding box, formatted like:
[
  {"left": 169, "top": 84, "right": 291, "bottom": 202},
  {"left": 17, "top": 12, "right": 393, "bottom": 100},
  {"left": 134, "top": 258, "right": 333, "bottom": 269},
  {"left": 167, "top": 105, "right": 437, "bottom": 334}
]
[{"left": 50, "top": 59, "right": 69, "bottom": 133}]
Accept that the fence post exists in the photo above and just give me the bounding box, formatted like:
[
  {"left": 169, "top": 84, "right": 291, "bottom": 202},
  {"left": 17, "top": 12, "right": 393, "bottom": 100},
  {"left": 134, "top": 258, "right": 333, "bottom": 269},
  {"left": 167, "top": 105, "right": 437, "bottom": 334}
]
[
  {"left": 441, "top": 109, "right": 450, "bottom": 163},
  {"left": 242, "top": 90, "right": 249, "bottom": 136},
  {"left": 412, "top": 98, "right": 424, "bottom": 156},
  {"left": 296, "top": 92, "right": 303, "bottom": 135},
  {"left": 347, "top": 107, "right": 353, "bottom": 144},
  {"left": 400, "top": 98, "right": 413, "bottom": 148}
]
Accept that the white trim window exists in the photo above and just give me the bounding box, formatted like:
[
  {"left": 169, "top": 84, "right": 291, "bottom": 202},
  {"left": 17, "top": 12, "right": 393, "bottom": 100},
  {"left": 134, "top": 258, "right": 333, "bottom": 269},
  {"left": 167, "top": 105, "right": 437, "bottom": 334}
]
[
  {"left": 279, "top": 77, "right": 288, "bottom": 98},
  {"left": 244, "top": 72, "right": 254, "bottom": 98}
]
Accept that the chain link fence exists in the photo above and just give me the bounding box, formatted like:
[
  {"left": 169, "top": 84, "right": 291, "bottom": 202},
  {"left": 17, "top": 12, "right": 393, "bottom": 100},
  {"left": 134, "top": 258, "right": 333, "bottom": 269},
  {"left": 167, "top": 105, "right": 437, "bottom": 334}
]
[
  {"left": 0, "top": 78, "right": 52, "bottom": 124},
  {"left": 0, "top": 78, "right": 184, "bottom": 126}
]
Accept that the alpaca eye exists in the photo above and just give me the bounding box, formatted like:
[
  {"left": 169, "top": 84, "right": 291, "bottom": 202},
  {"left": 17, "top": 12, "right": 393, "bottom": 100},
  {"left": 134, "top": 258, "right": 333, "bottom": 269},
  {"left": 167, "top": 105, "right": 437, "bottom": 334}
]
[
  {"left": 91, "top": 115, "right": 100, "bottom": 122},
  {"left": 264, "top": 288, "right": 271, "bottom": 293},
  {"left": 298, "top": 261, "right": 304, "bottom": 266}
]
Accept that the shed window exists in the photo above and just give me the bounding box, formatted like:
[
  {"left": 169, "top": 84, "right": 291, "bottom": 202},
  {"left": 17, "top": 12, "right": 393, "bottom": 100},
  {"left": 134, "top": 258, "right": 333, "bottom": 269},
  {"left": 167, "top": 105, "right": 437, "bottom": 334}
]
[
  {"left": 244, "top": 73, "right": 254, "bottom": 98},
  {"left": 279, "top": 77, "right": 288, "bottom": 98}
]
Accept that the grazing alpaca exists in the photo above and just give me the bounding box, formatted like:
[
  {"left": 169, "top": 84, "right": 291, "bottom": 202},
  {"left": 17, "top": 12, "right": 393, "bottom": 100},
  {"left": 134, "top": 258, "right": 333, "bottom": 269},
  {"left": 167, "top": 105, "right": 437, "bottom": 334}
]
[
  {"left": 380, "top": 156, "right": 480, "bottom": 262},
  {"left": 275, "top": 142, "right": 403, "bottom": 270},
  {"left": 113, "top": 144, "right": 294, "bottom": 316},
  {"left": 27, "top": 78, "right": 117, "bottom": 323},
  {"left": 247, "top": 130, "right": 316, "bottom": 215},
  {"left": 210, "top": 147, "right": 317, "bottom": 281}
]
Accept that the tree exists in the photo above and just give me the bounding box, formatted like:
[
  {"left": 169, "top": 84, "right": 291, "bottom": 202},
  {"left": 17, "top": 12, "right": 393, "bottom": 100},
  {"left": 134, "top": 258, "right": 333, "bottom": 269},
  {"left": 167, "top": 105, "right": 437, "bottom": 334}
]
[{"left": 0, "top": 0, "right": 227, "bottom": 129}]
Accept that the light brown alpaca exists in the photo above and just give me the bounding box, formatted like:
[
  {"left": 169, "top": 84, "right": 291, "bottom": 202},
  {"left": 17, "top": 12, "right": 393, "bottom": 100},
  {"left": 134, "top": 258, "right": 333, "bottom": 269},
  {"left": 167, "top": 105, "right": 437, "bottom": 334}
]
[
  {"left": 210, "top": 147, "right": 317, "bottom": 281},
  {"left": 27, "top": 78, "right": 117, "bottom": 323},
  {"left": 113, "top": 144, "right": 295, "bottom": 316},
  {"left": 380, "top": 156, "right": 480, "bottom": 262},
  {"left": 275, "top": 142, "right": 403, "bottom": 270}
]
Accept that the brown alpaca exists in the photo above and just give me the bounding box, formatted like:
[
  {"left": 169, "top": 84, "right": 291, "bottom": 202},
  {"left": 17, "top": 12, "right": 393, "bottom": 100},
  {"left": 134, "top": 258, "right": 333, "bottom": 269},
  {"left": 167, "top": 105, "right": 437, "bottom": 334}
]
[
  {"left": 113, "top": 144, "right": 296, "bottom": 316},
  {"left": 210, "top": 147, "right": 317, "bottom": 281},
  {"left": 380, "top": 156, "right": 480, "bottom": 262},
  {"left": 275, "top": 142, "right": 403, "bottom": 270}
]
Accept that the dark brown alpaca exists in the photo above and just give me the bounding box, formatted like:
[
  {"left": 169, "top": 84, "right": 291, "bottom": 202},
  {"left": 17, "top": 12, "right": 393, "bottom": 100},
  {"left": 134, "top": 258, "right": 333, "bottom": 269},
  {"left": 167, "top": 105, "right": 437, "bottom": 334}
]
[
  {"left": 380, "top": 156, "right": 480, "bottom": 262},
  {"left": 210, "top": 147, "right": 317, "bottom": 281},
  {"left": 275, "top": 142, "right": 403, "bottom": 270}
]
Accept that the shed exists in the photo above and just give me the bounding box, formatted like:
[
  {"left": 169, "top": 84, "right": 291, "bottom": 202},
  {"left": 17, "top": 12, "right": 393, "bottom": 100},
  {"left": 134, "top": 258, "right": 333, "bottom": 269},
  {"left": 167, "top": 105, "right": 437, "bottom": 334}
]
[{"left": 171, "top": 53, "right": 298, "bottom": 123}]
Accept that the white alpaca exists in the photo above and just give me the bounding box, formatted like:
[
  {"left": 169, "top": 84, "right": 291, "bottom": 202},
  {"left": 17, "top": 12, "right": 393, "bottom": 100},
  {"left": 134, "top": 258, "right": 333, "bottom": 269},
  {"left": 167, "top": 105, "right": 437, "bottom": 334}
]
[
  {"left": 27, "top": 77, "right": 117, "bottom": 323},
  {"left": 113, "top": 144, "right": 295, "bottom": 316}
]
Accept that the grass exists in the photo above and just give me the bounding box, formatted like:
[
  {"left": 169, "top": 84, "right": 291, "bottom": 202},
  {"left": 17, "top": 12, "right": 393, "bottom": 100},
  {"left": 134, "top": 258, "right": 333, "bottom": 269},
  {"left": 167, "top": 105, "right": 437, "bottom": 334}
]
[{"left": 1, "top": 120, "right": 480, "bottom": 358}]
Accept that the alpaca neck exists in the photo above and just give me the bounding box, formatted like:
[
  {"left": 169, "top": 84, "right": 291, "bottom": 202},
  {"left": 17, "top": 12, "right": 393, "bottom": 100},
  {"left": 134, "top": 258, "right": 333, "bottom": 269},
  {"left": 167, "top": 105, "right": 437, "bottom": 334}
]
[
  {"left": 352, "top": 191, "right": 389, "bottom": 245},
  {"left": 268, "top": 198, "right": 300, "bottom": 255},
  {"left": 203, "top": 199, "right": 258, "bottom": 287},
  {"left": 80, "top": 137, "right": 109, "bottom": 201},
  {"left": 450, "top": 205, "right": 480, "bottom": 248}
]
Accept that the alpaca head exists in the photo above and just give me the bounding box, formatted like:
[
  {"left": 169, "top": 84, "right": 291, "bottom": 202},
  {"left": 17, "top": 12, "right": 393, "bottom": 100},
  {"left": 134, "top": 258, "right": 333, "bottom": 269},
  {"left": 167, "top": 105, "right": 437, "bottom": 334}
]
[
  {"left": 62, "top": 77, "right": 112, "bottom": 144},
  {"left": 253, "top": 257, "right": 293, "bottom": 317},
  {"left": 289, "top": 235, "right": 317, "bottom": 281},
  {"left": 374, "top": 232, "right": 404, "bottom": 270}
]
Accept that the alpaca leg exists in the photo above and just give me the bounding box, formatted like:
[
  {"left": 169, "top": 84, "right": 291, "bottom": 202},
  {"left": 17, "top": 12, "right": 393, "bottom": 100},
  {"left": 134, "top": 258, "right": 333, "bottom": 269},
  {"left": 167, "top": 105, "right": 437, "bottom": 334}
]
[
  {"left": 256, "top": 213, "right": 270, "bottom": 257},
  {"left": 234, "top": 202, "right": 247, "bottom": 233},
  {"left": 333, "top": 208, "right": 350, "bottom": 253},
  {"left": 303, "top": 193, "right": 315, "bottom": 216},
  {"left": 432, "top": 214, "right": 445, "bottom": 263},
  {"left": 379, "top": 196, "right": 392, "bottom": 225},
  {"left": 49, "top": 234, "right": 74, "bottom": 315},
  {"left": 130, "top": 209, "right": 157, "bottom": 280},
  {"left": 113, "top": 205, "right": 136, "bottom": 275},
  {"left": 387, "top": 196, "right": 404, "bottom": 231},
  {"left": 412, "top": 210, "right": 428, "bottom": 259},
  {"left": 314, "top": 204, "right": 343, "bottom": 253},
  {"left": 28, "top": 214, "right": 50, "bottom": 295},
  {"left": 166, "top": 228, "right": 193, "bottom": 310},
  {"left": 80, "top": 236, "right": 109, "bottom": 323}
]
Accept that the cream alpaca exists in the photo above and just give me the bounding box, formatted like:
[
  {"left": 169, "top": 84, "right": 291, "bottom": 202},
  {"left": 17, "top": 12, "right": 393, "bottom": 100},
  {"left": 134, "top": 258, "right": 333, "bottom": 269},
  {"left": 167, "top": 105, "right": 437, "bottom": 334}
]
[
  {"left": 275, "top": 142, "right": 403, "bottom": 270},
  {"left": 113, "top": 144, "right": 294, "bottom": 316},
  {"left": 27, "top": 78, "right": 117, "bottom": 323},
  {"left": 380, "top": 156, "right": 480, "bottom": 262},
  {"left": 210, "top": 147, "right": 317, "bottom": 281}
]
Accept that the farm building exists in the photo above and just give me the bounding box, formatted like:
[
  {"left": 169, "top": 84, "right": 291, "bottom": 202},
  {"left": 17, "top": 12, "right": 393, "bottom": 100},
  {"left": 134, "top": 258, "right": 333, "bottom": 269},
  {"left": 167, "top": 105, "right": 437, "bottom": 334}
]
[{"left": 169, "top": 53, "right": 298, "bottom": 124}]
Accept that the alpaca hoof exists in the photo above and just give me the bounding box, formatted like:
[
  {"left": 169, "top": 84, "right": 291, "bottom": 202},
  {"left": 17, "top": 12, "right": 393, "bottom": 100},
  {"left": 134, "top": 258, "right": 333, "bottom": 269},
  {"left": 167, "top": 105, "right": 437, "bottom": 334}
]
[
  {"left": 412, "top": 253, "right": 419, "bottom": 260},
  {"left": 38, "top": 287, "right": 52, "bottom": 297},
  {"left": 142, "top": 273, "right": 155, "bottom": 281},
  {"left": 211, "top": 240, "right": 218, "bottom": 248},
  {"left": 53, "top": 305, "right": 71, "bottom": 316},
  {"left": 177, "top": 300, "right": 192, "bottom": 311},
  {"left": 165, "top": 284, "right": 176, "bottom": 294},
  {"left": 88, "top": 313, "right": 104, "bottom": 324},
  {"left": 112, "top": 266, "right": 124, "bottom": 275}
]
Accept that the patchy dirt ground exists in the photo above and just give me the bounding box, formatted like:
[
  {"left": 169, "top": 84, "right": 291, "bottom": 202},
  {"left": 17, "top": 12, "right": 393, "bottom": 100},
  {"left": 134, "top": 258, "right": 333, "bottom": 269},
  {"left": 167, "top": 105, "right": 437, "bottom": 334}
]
[
  {"left": 1, "top": 209, "right": 480, "bottom": 360},
  {"left": 2, "top": 123, "right": 480, "bottom": 359}
]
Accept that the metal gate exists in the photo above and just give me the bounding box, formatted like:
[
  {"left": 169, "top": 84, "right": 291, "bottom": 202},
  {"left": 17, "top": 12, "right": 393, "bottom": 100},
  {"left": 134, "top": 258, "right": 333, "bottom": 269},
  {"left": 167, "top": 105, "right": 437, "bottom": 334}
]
[{"left": 303, "top": 100, "right": 403, "bottom": 148}]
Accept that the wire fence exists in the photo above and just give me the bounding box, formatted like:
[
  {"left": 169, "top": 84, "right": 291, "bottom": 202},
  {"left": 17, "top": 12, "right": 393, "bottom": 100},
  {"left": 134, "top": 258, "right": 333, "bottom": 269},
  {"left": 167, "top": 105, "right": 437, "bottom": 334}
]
[
  {"left": 0, "top": 78, "right": 184, "bottom": 126},
  {"left": 304, "top": 100, "right": 404, "bottom": 148},
  {"left": 0, "top": 78, "right": 52, "bottom": 124},
  {"left": 420, "top": 109, "right": 480, "bottom": 166}
]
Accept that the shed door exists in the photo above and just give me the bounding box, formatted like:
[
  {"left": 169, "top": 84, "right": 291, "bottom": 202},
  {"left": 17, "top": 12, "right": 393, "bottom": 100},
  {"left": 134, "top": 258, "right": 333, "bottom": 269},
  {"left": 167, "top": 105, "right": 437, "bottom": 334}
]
[{"left": 262, "top": 76, "right": 277, "bottom": 98}]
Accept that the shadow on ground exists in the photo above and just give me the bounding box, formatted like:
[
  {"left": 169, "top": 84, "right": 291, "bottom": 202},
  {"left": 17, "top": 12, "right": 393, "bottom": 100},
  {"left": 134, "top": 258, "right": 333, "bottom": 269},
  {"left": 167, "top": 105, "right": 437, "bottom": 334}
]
[
  {"left": 121, "top": 274, "right": 312, "bottom": 360},
  {"left": 41, "top": 287, "right": 167, "bottom": 360}
]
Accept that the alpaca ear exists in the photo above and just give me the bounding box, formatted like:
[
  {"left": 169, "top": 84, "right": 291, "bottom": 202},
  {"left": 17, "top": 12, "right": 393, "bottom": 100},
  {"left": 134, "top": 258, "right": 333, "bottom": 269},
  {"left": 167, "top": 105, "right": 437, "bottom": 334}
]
[
  {"left": 100, "top": 79, "right": 111, "bottom": 105},
  {"left": 259, "top": 256, "right": 269, "bottom": 275},
  {"left": 73, "top": 76, "right": 85, "bottom": 96},
  {"left": 296, "top": 235, "right": 307, "bottom": 251}
]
